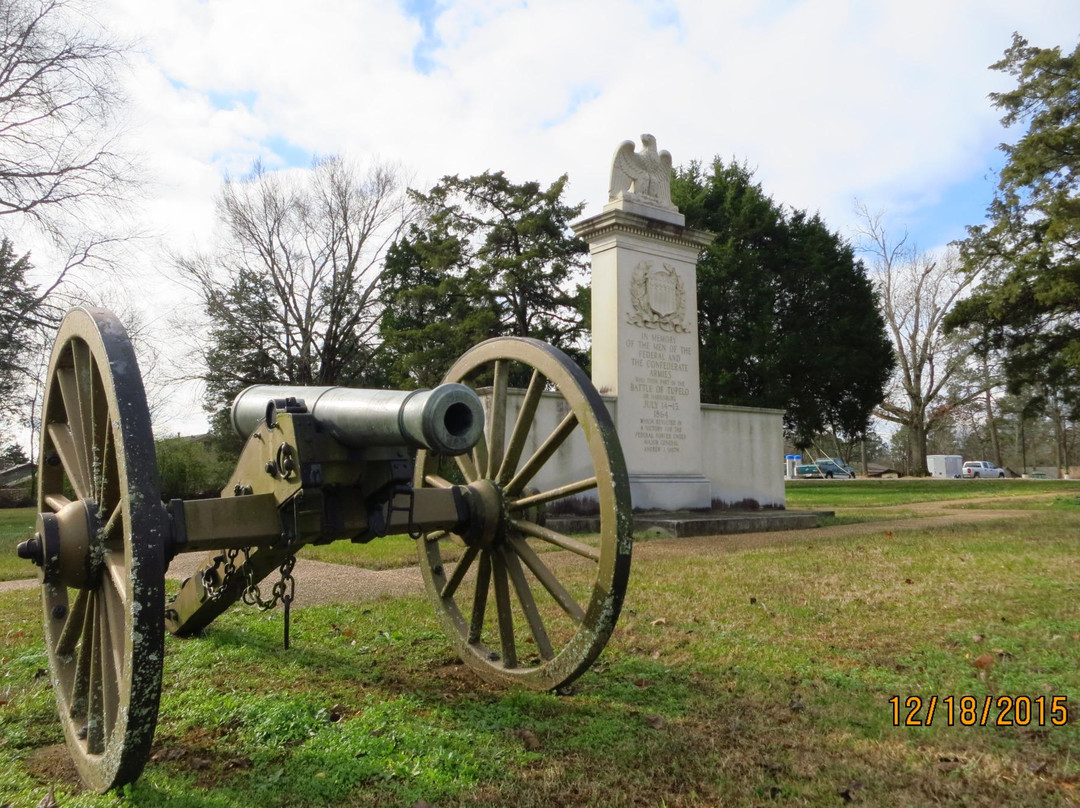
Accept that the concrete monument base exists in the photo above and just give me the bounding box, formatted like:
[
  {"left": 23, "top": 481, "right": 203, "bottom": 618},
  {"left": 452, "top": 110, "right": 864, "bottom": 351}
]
[{"left": 627, "top": 473, "right": 712, "bottom": 511}]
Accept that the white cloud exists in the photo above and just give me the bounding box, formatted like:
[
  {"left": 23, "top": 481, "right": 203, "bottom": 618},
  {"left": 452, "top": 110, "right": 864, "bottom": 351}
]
[{"left": 70, "top": 0, "right": 1080, "bottom": 435}]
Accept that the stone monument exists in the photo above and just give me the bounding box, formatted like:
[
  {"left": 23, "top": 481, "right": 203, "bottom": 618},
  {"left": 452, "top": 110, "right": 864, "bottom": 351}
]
[{"left": 572, "top": 135, "right": 716, "bottom": 510}]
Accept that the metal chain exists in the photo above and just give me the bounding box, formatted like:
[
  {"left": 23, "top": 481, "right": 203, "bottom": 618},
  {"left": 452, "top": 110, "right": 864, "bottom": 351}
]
[
  {"left": 240, "top": 499, "right": 299, "bottom": 612},
  {"left": 203, "top": 548, "right": 241, "bottom": 601}
]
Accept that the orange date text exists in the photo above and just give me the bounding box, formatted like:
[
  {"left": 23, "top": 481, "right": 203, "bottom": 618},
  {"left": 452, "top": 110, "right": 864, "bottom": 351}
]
[{"left": 889, "top": 695, "right": 1068, "bottom": 727}]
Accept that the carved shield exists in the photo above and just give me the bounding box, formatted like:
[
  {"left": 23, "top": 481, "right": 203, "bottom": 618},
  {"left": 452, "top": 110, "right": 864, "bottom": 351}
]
[{"left": 646, "top": 271, "right": 678, "bottom": 317}]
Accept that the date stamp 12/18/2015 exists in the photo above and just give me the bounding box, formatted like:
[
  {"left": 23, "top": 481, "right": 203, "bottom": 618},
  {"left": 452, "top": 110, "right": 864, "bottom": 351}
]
[{"left": 890, "top": 695, "right": 1069, "bottom": 727}]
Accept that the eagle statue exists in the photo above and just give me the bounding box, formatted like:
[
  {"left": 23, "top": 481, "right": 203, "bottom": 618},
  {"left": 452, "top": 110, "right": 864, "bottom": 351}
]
[{"left": 609, "top": 133, "right": 674, "bottom": 208}]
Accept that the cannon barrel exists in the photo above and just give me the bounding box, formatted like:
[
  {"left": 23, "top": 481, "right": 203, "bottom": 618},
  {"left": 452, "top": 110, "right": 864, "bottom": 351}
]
[{"left": 231, "top": 383, "right": 484, "bottom": 456}]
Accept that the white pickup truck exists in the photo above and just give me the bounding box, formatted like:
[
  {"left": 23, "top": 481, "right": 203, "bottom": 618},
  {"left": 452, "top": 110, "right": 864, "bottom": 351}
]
[{"left": 962, "top": 460, "right": 1006, "bottom": 478}]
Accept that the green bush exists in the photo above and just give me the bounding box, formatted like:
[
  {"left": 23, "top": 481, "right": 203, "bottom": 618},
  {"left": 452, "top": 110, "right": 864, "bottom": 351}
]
[{"left": 155, "top": 436, "right": 233, "bottom": 499}]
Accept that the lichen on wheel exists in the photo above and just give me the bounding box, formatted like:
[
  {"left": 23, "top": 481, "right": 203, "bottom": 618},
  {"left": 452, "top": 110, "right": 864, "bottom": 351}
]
[{"left": 415, "top": 337, "right": 632, "bottom": 691}]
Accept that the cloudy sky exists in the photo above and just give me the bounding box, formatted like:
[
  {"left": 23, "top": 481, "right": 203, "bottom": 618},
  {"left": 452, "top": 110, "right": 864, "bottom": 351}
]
[{"left": 52, "top": 0, "right": 1080, "bottom": 433}]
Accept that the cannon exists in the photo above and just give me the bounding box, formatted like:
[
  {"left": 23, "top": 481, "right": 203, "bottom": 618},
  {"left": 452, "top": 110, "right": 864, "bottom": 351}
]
[{"left": 15, "top": 307, "right": 632, "bottom": 792}]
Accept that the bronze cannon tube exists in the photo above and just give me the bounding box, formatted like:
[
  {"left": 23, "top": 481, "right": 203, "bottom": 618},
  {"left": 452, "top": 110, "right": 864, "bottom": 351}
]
[{"left": 230, "top": 383, "right": 484, "bottom": 456}]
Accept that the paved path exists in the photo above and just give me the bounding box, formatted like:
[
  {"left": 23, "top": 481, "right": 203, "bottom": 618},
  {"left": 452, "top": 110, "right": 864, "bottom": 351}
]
[{"left": 0, "top": 497, "right": 1041, "bottom": 605}]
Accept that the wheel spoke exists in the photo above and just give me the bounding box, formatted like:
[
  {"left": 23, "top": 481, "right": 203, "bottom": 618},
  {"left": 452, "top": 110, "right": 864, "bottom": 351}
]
[
  {"left": 508, "top": 536, "right": 585, "bottom": 623},
  {"left": 496, "top": 369, "right": 545, "bottom": 486},
  {"left": 491, "top": 550, "right": 517, "bottom": 668},
  {"left": 95, "top": 419, "right": 118, "bottom": 513},
  {"left": 468, "top": 551, "right": 491, "bottom": 643},
  {"left": 101, "top": 572, "right": 127, "bottom": 681},
  {"left": 486, "top": 359, "right": 508, "bottom": 479},
  {"left": 71, "top": 591, "right": 96, "bottom": 718},
  {"left": 440, "top": 545, "right": 479, "bottom": 599},
  {"left": 454, "top": 451, "right": 479, "bottom": 484},
  {"left": 47, "top": 422, "right": 91, "bottom": 500},
  {"left": 423, "top": 474, "right": 455, "bottom": 490},
  {"left": 471, "top": 431, "right": 489, "bottom": 483},
  {"left": 511, "top": 519, "right": 600, "bottom": 562},
  {"left": 101, "top": 501, "right": 123, "bottom": 546},
  {"left": 87, "top": 593, "right": 105, "bottom": 754},
  {"left": 56, "top": 589, "right": 89, "bottom": 657},
  {"left": 71, "top": 341, "right": 96, "bottom": 467},
  {"left": 511, "top": 476, "right": 598, "bottom": 509},
  {"left": 56, "top": 366, "right": 92, "bottom": 491},
  {"left": 502, "top": 546, "right": 554, "bottom": 660},
  {"left": 45, "top": 493, "right": 71, "bottom": 512},
  {"left": 98, "top": 584, "right": 122, "bottom": 737},
  {"left": 104, "top": 551, "right": 129, "bottom": 604},
  {"left": 505, "top": 411, "right": 578, "bottom": 496}
]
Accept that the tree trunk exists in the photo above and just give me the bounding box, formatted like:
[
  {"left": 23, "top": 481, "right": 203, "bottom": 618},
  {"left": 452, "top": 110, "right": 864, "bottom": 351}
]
[
  {"left": 1051, "top": 403, "right": 1065, "bottom": 478},
  {"left": 985, "top": 389, "right": 1002, "bottom": 467},
  {"left": 910, "top": 418, "right": 929, "bottom": 476}
]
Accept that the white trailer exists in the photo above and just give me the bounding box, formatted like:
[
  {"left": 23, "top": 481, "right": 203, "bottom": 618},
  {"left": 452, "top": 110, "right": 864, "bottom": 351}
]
[{"left": 927, "top": 454, "right": 963, "bottom": 478}]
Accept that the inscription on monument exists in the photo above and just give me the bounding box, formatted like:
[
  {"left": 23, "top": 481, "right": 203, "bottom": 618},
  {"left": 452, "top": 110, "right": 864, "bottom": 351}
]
[{"left": 627, "top": 331, "right": 695, "bottom": 454}]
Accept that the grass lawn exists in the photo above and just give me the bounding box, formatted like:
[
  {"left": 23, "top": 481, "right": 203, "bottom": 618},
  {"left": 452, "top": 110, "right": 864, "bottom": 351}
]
[
  {"left": 2, "top": 510, "right": 1078, "bottom": 806},
  {"left": 786, "top": 478, "right": 1080, "bottom": 510},
  {"left": 0, "top": 506, "right": 35, "bottom": 581},
  {"left": 950, "top": 494, "right": 1080, "bottom": 512}
]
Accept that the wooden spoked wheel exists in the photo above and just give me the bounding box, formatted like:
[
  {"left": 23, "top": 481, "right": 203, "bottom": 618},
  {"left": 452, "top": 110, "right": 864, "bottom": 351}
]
[
  {"left": 415, "top": 338, "right": 632, "bottom": 690},
  {"left": 33, "top": 307, "right": 165, "bottom": 792}
]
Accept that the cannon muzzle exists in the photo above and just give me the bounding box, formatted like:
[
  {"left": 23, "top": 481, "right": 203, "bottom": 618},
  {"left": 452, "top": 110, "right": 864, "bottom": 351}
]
[{"left": 231, "top": 383, "right": 484, "bottom": 456}]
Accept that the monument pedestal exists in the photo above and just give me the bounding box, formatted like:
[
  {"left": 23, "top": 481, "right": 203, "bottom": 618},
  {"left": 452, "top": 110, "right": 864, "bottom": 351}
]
[{"left": 573, "top": 198, "right": 715, "bottom": 511}]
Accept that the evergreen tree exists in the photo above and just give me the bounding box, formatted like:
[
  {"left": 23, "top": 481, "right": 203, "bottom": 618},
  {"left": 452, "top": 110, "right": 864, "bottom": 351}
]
[
  {"left": 379, "top": 171, "right": 588, "bottom": 387},
  {"left": 0, "top": 238, "right": 36, "bottom": 409},
  {"left": 948, "top": 33, "right": 1080, "bottom": 415},
  {"left": 673, "top": 159, "right": 894, "bottom": 447}
]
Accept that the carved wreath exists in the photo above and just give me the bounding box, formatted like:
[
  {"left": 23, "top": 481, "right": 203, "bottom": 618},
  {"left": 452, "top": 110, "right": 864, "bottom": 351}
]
[{"left": 627, "top": 261, "right": 689, "bottom": 333}]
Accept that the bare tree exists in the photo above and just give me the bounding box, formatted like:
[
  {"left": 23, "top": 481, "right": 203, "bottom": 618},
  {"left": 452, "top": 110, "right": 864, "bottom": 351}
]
[
  {"left": 0, "top": 0, "right": 132, "bottom": 235},
  {"left": 0, "top": 0, "right": 138, "bottom": 449},
  {"left": 856, "top": 204, "right": 984, "bottom": 474},
  {"left": 178, "top": 156, "right": 412, "bottom": 432}
]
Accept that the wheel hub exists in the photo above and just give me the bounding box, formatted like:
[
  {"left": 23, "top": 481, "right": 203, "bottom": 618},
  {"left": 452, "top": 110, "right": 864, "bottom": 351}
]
[
  {"left": 22, "top": 499, "right": 103, "bottom": 589},
  {"left": 462, "top": 478, "right": 508, "bottom": 549}
]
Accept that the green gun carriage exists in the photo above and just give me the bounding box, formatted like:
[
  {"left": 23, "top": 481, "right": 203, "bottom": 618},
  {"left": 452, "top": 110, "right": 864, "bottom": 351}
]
[{"left": 16, "top": 307, "right": 633, "bottom": 791}]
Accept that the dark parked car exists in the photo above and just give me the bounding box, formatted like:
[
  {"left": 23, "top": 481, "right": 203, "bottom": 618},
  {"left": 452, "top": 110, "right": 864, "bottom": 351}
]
[{"left": 795, "top": 461, "right": 854, "bottom": 479}]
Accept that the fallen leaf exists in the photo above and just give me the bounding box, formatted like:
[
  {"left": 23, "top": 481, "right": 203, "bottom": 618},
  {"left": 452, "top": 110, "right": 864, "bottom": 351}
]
[
  {"left": 513, "top": 728, "right": 541, "bottom": 751},
  {"left": 651, "top": 650, "right": 660, "bottom": 660},
  {"left": 971, "top": 634, "right": 984, "bottom": 643},
  {"left": 904, "top": 578, "right": 914, "bottom": 585},
  {"left": 650, "top": 618, "right": 666, "bottom": 626},
  {"left": 644, "top": 715, "right": 664, "bottom": 729},
  {"left": 634, "top": 678, "right": 650, "bottom": 689},
  {"left": 995, "top": 650, "right": 1015, "bottom": 661},
  {"left": 838, "top": 780, "right": 864, "bottom": 803},
  {"left": 788, "top": 698, "right": 805, "bottom": 713},
  {"left": 937, "top": 756, "right": 964, "bottom": 773},
  {"left": 884, "top": 531, "right": 894, "bottom": 539},
  {"left": 973, "top": 653, "right": 996, "bottom": 670},
  {"left": 749, "top": 597, "right": 757, "bottom": 605}
]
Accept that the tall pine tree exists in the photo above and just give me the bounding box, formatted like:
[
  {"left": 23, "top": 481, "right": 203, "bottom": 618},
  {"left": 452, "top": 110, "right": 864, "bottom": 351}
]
[{"left": 673, "top": 159, "right": 894, "bottom": 447}]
